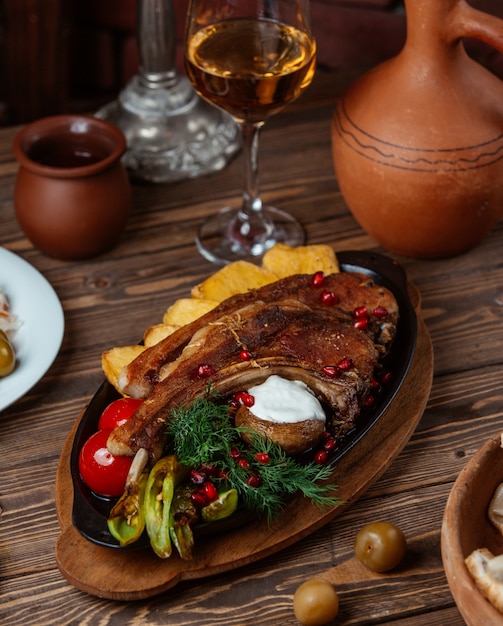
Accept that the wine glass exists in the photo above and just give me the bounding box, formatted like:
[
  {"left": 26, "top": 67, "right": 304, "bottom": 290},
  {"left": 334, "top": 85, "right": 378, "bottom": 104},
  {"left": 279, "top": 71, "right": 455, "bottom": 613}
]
[{"left": 185, "top": 0, "right": 316, "bottom": 264}]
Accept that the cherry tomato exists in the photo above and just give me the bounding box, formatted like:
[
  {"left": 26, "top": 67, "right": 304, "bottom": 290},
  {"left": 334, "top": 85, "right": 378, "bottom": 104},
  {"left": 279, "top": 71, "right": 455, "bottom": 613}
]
[
  {"left": 98, "top": 397, "right": 143, "bottom": 430},
  {"left": 293, "top": 578, "right": 339, "bottom": 626},
  {"left": 78, "top": 429, "right": 132, "bottom": 497},
  {"left": 354, "top": 521, "right": 407, "bottom": 572}
]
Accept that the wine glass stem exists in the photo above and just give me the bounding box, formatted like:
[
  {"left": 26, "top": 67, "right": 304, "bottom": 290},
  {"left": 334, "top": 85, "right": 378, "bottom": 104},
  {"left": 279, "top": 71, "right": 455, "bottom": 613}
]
[{"left": 232, "top": 122, "right": 275, "bottom": 242}]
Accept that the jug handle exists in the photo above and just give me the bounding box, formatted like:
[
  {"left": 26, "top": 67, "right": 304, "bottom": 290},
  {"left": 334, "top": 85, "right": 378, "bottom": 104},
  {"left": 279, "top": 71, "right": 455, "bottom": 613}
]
[{"left": 450, "top": 2, "right": 503, "bottom": 55}]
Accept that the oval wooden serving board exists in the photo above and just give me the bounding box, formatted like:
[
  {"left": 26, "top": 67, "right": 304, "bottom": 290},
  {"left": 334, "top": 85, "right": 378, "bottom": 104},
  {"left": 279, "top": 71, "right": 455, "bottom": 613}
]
[{"left": 55, "top": 285, "right": 432, "bottom": 601}]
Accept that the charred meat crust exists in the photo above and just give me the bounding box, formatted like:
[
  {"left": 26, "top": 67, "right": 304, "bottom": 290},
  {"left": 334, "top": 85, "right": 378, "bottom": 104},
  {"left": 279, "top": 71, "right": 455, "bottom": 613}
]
[
  {"left": 118, "top": 272, "right": 398, "bottom": 399},
  {"left": 107, "top": 272, "right": 399, "bottom": 464}
]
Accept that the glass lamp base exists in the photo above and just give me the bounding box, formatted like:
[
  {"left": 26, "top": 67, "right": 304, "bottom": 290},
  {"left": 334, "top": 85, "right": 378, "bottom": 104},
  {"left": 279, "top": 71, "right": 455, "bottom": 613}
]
[
  {"left": 96, "top": 75, "right": 241, "bottom": 183},
  {"left": 196, "top": 206, "right": 305, "bottom": 265}
]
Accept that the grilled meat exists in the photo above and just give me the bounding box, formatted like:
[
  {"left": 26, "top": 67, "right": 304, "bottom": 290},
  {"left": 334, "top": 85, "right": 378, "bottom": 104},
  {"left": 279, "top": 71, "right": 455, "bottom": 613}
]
[
  {"left": 118, "top": 272, "right": 398, "bottom": 399},
  {"left": 107, "top": 272, "right": 399, "bottom": 464}
]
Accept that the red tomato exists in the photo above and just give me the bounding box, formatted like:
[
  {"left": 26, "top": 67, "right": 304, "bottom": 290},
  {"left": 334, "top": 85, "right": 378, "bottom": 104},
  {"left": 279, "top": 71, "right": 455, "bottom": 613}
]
[
  {"left": 98, "top": 397, "right": 143, "bottom": 430},
  {"left": 78, "top": 429, "right": 132, "bottom": 497}
]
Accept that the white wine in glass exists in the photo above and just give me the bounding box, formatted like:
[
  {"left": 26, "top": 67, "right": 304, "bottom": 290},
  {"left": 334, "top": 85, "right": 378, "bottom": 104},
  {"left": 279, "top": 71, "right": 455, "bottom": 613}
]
[{"left": 185, "top": 0, "right": 316, "bottom": 264}]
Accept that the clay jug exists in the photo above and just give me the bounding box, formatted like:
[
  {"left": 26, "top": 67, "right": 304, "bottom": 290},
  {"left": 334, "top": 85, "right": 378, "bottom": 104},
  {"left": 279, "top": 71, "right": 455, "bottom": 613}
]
[
  {"left": 13, "top": 115, "right": 132, "bottom": 260},
  {"left": 331, "top": 0, "right": 503, "bottom": 258}
]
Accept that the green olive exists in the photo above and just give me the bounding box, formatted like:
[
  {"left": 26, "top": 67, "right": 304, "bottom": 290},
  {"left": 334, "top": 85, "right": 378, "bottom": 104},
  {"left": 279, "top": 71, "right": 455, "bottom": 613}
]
[
  {"left": 293, "top": 578, "right": 339, "bottom": 626},
  {"left": 354, "top": 521, "right": 407, "bottom": 573},
  {"left": 0, "top": 331, "right": 15, "bottom": 377}
]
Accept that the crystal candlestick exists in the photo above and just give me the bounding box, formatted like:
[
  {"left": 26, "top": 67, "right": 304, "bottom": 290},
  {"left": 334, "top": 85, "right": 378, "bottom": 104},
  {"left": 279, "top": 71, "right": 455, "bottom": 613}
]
[{"left": 96, "top": 0, "right": 240, "bottom": 183}]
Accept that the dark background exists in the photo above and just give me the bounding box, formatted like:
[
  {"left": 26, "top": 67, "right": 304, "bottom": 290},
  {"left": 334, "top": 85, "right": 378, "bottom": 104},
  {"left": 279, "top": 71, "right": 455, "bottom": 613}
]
[{"left": 1, "top": 0, "right": 502, "bottom": 126}]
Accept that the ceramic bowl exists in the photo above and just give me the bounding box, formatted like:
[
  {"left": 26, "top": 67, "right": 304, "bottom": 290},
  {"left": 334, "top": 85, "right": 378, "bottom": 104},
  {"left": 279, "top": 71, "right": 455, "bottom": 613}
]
[{"left": 441, "top": 434, "right": 503, "bottom": 625}]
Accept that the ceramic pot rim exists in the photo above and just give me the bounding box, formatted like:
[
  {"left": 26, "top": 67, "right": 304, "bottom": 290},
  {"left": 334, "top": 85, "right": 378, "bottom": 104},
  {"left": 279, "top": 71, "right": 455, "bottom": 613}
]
[{"left": 12, "top": 114, "right": 127, "bottom": 179}]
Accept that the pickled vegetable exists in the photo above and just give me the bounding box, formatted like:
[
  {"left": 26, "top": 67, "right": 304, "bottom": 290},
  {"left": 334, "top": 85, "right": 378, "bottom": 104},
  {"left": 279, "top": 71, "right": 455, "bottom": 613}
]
[
  {"left": 144, "top": 456, "right": 189, "bottom": 559},
  {"left": 108, "top": 470, "right": 149, "bottom": 546},
  {"left": 354, "top": 521, "right": 407, "bottom": 572},
  {"left": 201, "top": 488, "right": 238, "bottom": 522},
  {"left": 293, "top": 578, "right": 339, "bottom": 626},
  {"left": 0, "top": 330, "right": 15, "bottom": 377},
  {"left": 169, "top": 485, "right": 198, "bottom": 560}
]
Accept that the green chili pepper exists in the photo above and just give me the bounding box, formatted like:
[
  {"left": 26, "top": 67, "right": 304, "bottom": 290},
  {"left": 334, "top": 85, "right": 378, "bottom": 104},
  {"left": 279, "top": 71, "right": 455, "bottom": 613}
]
[
  {"left": 201, "top": 488, "right": 238, "bottom": 522},
  {"left": 169, "top": 485, "right": 198, "bottom": 560},
  {"left": 107, "top": 470, "right": 148, "bottom": 546},
  {"left": 144, "top": 456, "right": 188, "bottom": 559}
]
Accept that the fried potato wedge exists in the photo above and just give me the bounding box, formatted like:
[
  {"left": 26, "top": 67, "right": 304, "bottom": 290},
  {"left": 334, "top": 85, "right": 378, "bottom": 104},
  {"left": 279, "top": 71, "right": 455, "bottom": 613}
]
[
  {"left": 191, "top": 261, "right": 278, "bottom": 302},
  {"left": 262, "top": 243, "right": 340, "bottom": 278},
  {"left": 162, "top": 298, "right": 218, "bottom": 326},
  {"left": 143, "top": 323, "right": 178, "bottom": 347},
  {"left": 102, "top": 345, "right": 146, "bottom": 393}
]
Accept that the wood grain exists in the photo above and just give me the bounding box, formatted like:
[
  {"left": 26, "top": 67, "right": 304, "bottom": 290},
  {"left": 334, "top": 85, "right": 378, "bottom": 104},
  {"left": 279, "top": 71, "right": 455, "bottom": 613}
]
[{"left": 2, "top": 69, "right": 503, "bottom": 624}]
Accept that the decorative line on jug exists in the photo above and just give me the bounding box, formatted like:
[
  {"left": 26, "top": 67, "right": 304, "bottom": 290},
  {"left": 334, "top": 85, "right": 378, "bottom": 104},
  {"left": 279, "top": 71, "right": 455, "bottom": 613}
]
[{"left": 334, "top": 102, "right": 503, "bottom": 173}]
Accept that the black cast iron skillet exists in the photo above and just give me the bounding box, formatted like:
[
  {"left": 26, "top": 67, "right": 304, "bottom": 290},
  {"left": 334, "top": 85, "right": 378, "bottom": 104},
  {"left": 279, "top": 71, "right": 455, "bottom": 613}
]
[{"left": 69, "top": 250, "right": 417, "bottom": 549}]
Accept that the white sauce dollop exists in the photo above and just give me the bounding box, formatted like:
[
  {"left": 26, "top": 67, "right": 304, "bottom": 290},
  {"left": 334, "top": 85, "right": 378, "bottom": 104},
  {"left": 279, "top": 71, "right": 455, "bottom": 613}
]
[{"left": 247, "top": 375, "right": 326, "bottom": 424}]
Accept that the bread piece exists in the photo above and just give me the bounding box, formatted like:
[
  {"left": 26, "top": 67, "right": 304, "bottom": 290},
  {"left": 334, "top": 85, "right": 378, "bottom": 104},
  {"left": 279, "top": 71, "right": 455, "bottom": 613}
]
[
  {"left": 465, "top": 547, "right": 503, "bottom": 613},
  {"left": 489, "top": 483, "right": 503, "bottom": 535}
]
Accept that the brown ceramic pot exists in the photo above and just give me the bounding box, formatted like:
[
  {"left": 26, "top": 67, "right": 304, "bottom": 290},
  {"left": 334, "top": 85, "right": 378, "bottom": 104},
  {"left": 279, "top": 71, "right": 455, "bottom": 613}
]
[
  {"left": 13, "top": 115, "right": 132, "bottom": 260},
  {"left": 332, "top": 0, "right": 503, "bottom": 258}
]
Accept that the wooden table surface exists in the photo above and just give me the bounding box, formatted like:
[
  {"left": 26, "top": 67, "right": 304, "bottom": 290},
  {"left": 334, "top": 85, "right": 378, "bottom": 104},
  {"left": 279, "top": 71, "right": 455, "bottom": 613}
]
[{"left": 2, "top": 68, "right": 503, "bottom": 625}]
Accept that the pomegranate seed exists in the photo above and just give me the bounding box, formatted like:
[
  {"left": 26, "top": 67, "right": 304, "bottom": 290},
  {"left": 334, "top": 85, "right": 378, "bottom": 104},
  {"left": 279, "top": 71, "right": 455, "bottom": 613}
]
[
  {"left": 372, "top": 306, "right": 389, "bottom": 319},
  {"left": 238, "top": 458, "right": 250, "bottom": 469},
  {"left": 255, "top": 452, "right": 270, "bottom": 464},
  {"left": 354, "top": 318, "right": 369, "bottom": 331},
  {"left": 228, "top": 398, "right": 240, "bottom": 412},
  {"left": 196, "top": 363, "right": 215, "bottom": 379},
  {"left": 354, "top": 305, "right": 368, "bottom": 319},
  {"left": 247, "top": 473, "right": 262, "bottom": 488},
  {"left": 202, "top": 481, "right": 219, "bottom": 502},
  {"left": 363, "top": 394, "right": 375, "bottom": 407},
  {"left": 381, "top": 371, "right": 392, "bottom": 385},
  {"left": 235, "top": 391, "right": 255, "bottom": 407},
  {"left": 311, "top": 271, "right": 325, "bottom": 286},
  {"left": 322, "top": 365, "right": 341, "bottom": 378},
  {"left": 320, "top": 290, "right": 338, "bottom": 306},
  {"left": 323, "top": 437, "right": 337, "bottom": 451},
  {"left": 190, "top": 492, "right": 208, "bottom": 508},
  {"left": 239, "top": 349, "right": 252, "bottom": 361},
  {"left": 200, "top": 463, "right": 219, "bottom": 477},
  {"left": 321, "top": 430, "right": 332, "bottom": 440},
  {"left": 315, "top": 450, "right": 328, "bottom": 464},
  {"left": 230, "top": 447, "right": 241, "bottom": 460},
  {"left": 190, "top": 469, "right": 207, "bottom": 485},
  {"left": 371, "top": 377, "right": 382, "bottom": 393},
  {"left": 337, "top": 357, "right": 354, "bottom": 372}
]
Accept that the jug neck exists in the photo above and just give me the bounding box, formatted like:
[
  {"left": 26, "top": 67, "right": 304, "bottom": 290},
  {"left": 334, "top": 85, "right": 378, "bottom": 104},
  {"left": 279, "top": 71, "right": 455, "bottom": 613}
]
[{"left": 403, "top": 0, "right": 503, "bottom": 58}]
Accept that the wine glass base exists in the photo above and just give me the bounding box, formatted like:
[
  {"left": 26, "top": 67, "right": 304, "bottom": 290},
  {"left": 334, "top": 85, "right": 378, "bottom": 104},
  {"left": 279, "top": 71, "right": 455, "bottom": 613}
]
[{"left": 196, "top": 206, "right": 305, "bottom": 265}]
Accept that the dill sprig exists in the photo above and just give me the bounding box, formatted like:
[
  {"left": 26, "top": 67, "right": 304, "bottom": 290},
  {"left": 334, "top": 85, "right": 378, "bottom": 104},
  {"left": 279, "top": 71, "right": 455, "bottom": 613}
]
[
  {"left": 166, "top": 394, "right": 340, "bottom": 521},
  {"left": 167, "top": 396, "right": 235, "bottom": 467}
]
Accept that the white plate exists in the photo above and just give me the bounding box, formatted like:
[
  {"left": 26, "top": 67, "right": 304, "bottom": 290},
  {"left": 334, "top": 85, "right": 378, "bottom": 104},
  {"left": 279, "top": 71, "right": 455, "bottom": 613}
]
[{"left": 0, "top": 248, "right": 64, "bottom": 412}]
